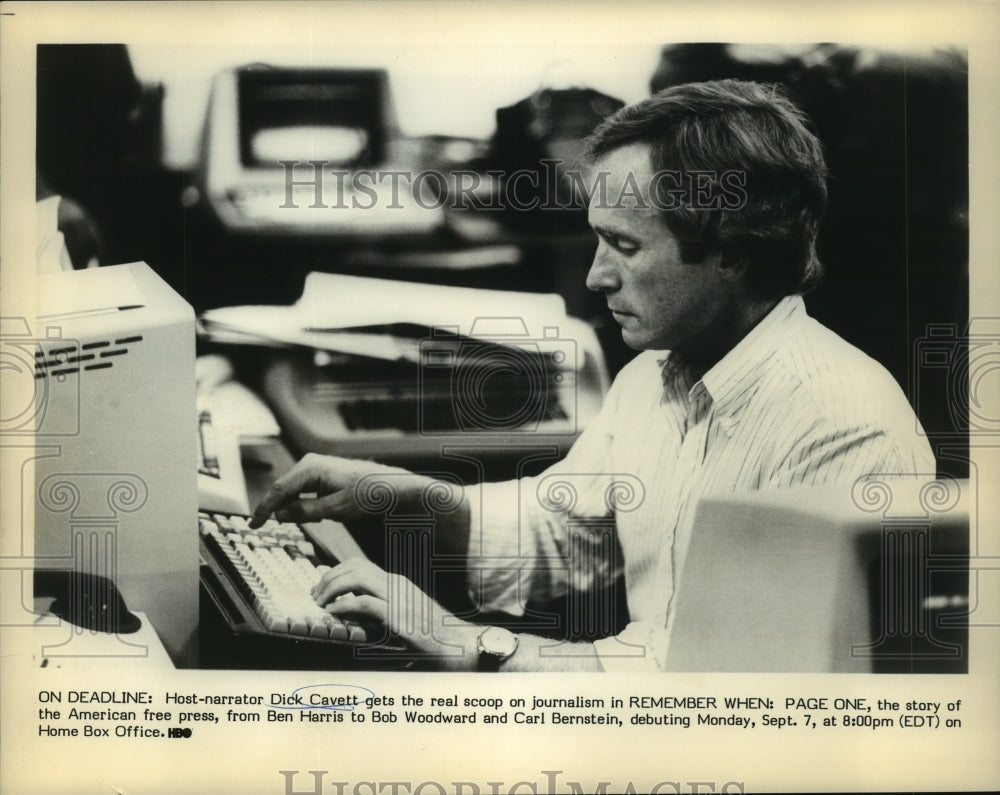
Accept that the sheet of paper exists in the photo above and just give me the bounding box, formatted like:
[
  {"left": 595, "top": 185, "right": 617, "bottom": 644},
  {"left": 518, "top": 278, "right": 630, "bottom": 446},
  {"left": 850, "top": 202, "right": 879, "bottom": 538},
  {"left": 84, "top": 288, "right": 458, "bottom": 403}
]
[
  {"left": 295, "top": 271, "right": 568, "bottom": 339},
  {"left": 199, "top": 274, "right": 571, "bottom": 361},
  {"left": 199, "top": 305, "right": 421, "bottom": 361}
]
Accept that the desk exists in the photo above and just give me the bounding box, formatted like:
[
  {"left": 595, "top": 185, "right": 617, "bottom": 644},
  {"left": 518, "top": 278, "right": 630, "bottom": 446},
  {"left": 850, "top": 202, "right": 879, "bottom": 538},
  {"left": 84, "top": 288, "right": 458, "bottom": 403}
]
[{"left": 28, "top": 601, "right": 175, "bottom": 671}]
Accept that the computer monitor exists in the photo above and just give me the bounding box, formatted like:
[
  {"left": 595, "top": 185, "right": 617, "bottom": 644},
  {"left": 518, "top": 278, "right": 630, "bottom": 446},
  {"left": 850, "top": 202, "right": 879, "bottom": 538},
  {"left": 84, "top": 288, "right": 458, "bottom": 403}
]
[
  {"left": 665, "top": 477, "right": 970, "bottom": 673},
  {"left": 198, "top": 65, "right": 443, "bottom": 237},
  {"left": 236, "top": 67, "right": 391, "bottom": 169},
  {"left": 30, "top": 262, "right": 199, "bottom": 665}
]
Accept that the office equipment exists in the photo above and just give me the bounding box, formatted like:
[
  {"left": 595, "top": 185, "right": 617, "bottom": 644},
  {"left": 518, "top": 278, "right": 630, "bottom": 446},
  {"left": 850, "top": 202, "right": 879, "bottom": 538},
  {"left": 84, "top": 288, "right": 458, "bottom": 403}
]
[
  {"left": 198, "top": 65, "right": 443, "bottom": 237},
  {"left": 665, "top": 478, "right": 970, "bottom": 673},
  {"left": 199, "top": 273, "right": 608, "bottom": 466},
  {"left": 260, "top": 319, "right": 606, "bottom": 465},
  {"left": 208, "top": 379, "right": 282, "bottom": 439},
  {"left": 32, "top": 262, "right": 198, "bottom": 666},
  {"left": 195, "top": 354, "right": 277, "bottom": 514},
  {"left": 198, "top": 511, "right": 408, "bottom": 670},
  {"left": 196, "top": 405, "right": 251, "bottom": 515}
]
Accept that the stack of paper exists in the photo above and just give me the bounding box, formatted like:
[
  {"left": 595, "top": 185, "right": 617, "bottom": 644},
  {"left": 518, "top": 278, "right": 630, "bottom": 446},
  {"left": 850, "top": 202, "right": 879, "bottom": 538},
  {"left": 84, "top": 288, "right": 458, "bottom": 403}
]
[{"left": 198, "top": 272, "right": 570, "bottom": 364}]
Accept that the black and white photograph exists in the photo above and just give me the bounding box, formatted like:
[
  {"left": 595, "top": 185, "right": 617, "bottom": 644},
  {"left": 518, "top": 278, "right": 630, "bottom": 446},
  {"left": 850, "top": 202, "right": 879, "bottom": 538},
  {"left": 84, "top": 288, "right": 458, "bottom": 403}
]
[{"left": 2, "top": 1, "right": 998, "bottom": 793}]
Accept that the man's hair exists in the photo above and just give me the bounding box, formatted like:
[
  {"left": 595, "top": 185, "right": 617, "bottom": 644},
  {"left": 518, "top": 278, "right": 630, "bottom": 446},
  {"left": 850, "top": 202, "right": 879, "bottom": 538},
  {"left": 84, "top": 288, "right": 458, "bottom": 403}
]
[{"left": 582, "top": 79, "right": 829, "bottom": 297}]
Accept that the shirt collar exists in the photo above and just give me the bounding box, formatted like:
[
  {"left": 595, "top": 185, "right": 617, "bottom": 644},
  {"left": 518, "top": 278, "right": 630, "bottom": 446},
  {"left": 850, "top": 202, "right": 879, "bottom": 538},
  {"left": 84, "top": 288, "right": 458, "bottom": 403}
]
[{"left": 656, "top": 295, "right": 805, "bottom": 433}]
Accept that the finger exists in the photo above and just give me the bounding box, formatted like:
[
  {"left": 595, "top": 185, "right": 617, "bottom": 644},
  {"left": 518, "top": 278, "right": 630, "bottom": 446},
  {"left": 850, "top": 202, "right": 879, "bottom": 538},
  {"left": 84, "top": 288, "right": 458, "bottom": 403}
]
[
  {"left": 250, "top": 455, "right": 335, "bottom": 527},
  {"left": 325, "top": 594, "right": 388, "bottom": 625},
  {"left": 325, "top": 576, "right": 439, "bottom": 645},
  {"left": 312, "top": 560, "right": 388, "bottom": 606},
  {"left": 310, "top": 560, "right": 356, "bottom": 599},
  {"left": 313, "top": 565, "right": 384, "bottom": 607},
  {"left": 274, "top": 489, "right": 357, "bottom": 525}
]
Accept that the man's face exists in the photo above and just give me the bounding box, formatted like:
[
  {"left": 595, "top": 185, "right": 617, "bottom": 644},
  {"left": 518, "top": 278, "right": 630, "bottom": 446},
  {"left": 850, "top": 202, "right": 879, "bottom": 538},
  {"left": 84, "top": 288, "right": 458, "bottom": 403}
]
[{"left": 586, "top": 143, "right": 731, "bottom": 355}]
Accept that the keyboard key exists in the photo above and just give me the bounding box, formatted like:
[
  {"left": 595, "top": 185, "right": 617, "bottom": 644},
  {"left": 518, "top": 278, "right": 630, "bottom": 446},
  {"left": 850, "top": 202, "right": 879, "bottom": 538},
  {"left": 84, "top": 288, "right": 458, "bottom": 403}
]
[
  {"left": 345, "top": 621, "right": 367, "bottom": 643},
  {"left": 229, "top": 515, "right": 251, "bottom": 532},
  {"left": 297, "top": 540, "right": 316, "bottom": 557},
  {"left": 309, "top": 620, "right": 330, "bottom": 639},
  {"left": 327, "top": 616, "right": 349, "bottom": 641}
]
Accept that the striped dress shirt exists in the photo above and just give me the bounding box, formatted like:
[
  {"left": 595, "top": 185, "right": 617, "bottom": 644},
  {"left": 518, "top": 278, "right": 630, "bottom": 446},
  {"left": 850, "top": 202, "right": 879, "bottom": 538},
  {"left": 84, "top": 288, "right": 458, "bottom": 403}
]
[{"left": 465, "top": 295, "right": 936, "bottom": 669}]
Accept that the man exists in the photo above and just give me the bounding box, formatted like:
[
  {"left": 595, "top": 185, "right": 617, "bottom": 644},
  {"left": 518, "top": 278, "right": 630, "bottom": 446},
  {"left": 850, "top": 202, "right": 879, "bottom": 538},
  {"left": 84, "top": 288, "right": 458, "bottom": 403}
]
[{"left": 251, "top": 80, "right": 935, "bottom": 671}]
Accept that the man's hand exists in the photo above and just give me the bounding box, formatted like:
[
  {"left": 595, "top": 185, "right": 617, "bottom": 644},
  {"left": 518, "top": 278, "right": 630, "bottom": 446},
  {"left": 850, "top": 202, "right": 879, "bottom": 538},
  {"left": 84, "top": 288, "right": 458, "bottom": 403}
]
[
  {"left": 250, "top": 453, "right": 433, "bottom": 528},
  {"left": 250, "top": 453, "right": 473, "bottom": 559},
  {"left": 313, "top": 558, "right": 480, "bottom": 671},
  {"left": 313, "top": 558, "right": 605, "bottom": 673}
]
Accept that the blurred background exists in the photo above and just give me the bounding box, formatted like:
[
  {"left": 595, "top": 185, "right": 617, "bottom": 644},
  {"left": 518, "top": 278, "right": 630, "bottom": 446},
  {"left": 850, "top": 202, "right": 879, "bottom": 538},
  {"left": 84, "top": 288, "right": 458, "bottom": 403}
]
[{"left": 35, "top": 41, "right": 969, "bottom": 475}]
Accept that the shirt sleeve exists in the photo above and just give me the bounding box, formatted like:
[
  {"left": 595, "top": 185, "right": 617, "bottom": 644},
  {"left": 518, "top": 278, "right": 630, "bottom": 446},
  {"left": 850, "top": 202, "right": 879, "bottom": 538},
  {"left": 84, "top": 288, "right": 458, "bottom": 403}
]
[
  {"left": 769, "top": 420, "right": 937, "bottom": 489},
  {"left": 593, "top": 621, "right": 667, "bottom": 672},
  {"left": 465, "top": 361, "right": 638, "bottom": 616}
]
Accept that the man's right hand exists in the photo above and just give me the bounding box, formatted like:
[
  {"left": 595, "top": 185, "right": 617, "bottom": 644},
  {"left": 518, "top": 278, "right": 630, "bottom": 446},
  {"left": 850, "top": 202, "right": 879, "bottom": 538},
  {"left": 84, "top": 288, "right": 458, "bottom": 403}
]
[
  {"left": 249, "top": 453, "right": 468, "bottom": 530},
  {"left": 250, "top": 453, "right": 420, "bottom": 528}
]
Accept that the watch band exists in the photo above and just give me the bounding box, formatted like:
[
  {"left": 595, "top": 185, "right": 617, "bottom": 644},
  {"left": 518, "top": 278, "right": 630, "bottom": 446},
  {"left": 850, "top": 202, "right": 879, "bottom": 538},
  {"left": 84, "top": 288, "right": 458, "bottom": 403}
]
[{"left": 476, "top": 626, "right": 519, "bottom": 672}]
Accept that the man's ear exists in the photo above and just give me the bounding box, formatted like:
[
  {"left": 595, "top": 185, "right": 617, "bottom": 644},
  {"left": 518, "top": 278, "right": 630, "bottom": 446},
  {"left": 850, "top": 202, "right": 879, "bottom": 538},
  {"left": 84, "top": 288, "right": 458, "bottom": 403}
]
[{"left": 714, "top": 248, "right": 749, "bottom": 280}]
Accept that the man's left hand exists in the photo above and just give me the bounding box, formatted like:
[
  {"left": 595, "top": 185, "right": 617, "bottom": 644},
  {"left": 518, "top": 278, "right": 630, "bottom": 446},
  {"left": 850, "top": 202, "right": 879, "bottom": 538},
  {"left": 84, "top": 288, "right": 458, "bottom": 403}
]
[{"left": 313, "top": 558, "right": 479, "bottom": 671}]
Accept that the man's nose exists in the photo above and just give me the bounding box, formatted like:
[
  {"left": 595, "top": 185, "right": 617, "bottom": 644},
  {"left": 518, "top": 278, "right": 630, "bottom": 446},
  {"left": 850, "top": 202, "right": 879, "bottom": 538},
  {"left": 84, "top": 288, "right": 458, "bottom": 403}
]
[{"left": 586, "top": 246, "right": 620, "bottom": 292}]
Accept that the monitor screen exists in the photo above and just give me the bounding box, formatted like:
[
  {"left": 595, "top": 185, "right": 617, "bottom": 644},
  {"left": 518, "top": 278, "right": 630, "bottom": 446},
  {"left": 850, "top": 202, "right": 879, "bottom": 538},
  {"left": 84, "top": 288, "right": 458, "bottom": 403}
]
[{"left": 237, "top": 68, "right": 389, "bottom": 168}]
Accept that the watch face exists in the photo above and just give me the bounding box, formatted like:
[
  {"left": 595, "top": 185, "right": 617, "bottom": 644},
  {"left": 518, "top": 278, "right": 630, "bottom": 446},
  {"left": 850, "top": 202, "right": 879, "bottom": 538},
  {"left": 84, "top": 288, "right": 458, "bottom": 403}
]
[{"left": 480, "top": 626, "right": 518, "bottom": 657}]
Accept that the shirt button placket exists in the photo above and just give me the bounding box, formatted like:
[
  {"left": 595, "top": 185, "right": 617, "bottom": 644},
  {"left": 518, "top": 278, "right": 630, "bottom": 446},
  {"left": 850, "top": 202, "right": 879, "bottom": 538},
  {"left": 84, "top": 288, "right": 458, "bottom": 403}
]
[{"left": 656, "top": 385, "right": 711, "bottom": 628}]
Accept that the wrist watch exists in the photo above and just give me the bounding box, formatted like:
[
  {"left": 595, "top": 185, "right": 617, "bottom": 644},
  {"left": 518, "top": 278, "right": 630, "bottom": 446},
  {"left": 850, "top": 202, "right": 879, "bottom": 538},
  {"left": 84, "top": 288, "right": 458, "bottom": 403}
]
[{"left": 476, "top": 626, "right": 519, "bottom": 672}]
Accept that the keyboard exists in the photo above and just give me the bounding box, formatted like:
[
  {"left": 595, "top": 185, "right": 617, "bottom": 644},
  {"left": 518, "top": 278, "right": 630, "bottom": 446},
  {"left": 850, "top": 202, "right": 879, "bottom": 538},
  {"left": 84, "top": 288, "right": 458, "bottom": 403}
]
[{"left": 198, "top": 511, "right": 409, "bottom": 669}]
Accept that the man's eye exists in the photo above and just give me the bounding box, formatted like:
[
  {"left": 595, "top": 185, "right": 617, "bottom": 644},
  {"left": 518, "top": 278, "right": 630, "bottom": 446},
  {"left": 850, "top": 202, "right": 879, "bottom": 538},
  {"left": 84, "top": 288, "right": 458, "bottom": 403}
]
[{"left": 595, "top": 231, "right": 639, "bottom": 254}]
